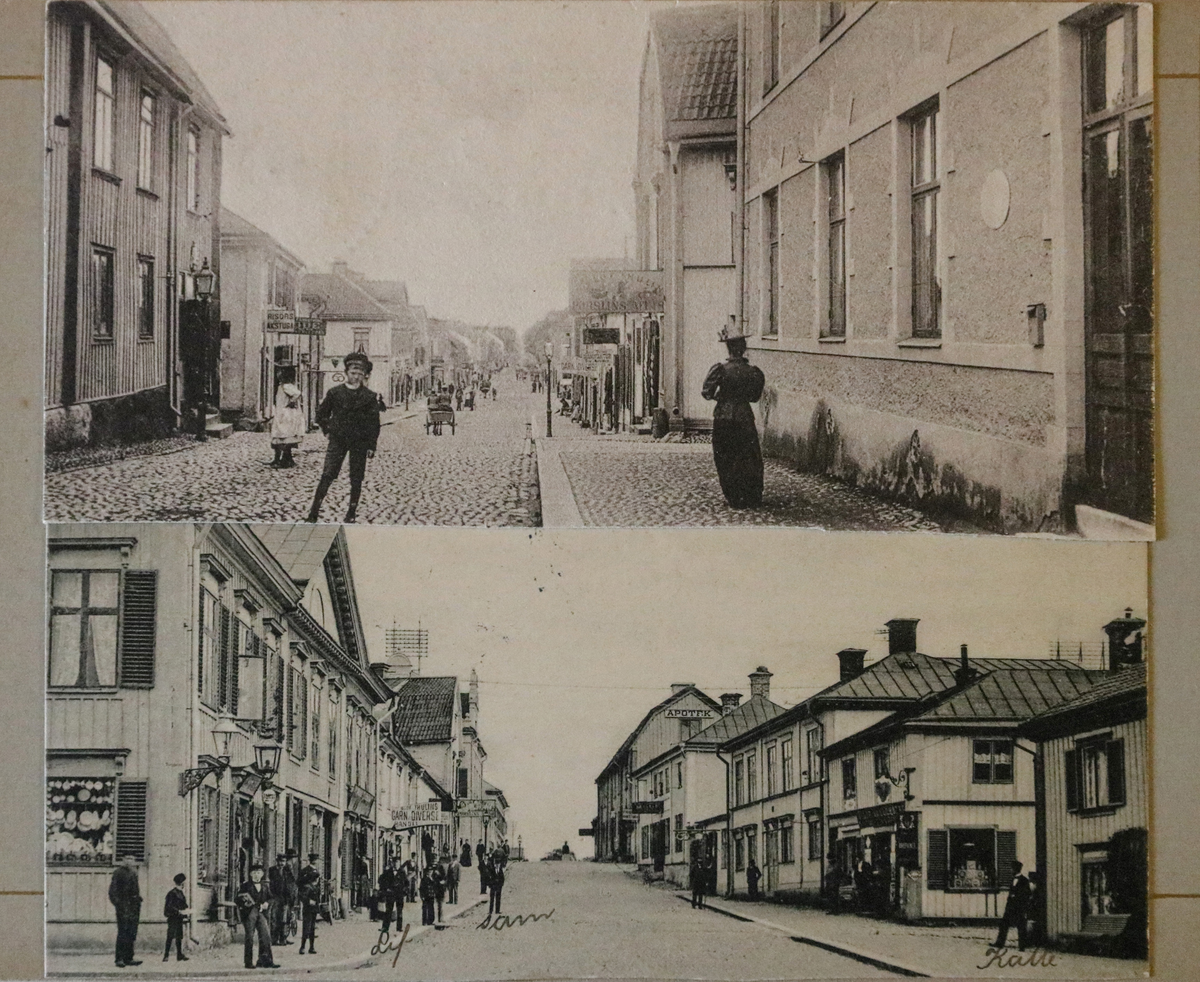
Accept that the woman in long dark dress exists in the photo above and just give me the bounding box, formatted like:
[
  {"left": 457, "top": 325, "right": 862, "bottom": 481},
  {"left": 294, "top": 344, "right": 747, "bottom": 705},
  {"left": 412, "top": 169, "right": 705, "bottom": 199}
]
[{"left": 701, "top": 322, "right": 765, "bottom": 508}]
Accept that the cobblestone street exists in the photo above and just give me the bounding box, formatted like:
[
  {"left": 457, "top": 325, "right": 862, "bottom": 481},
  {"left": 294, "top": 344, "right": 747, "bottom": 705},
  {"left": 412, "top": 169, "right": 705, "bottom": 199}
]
[
  {"left": 545, "top": 437, "right": 973, "bottom": 531},
  {"left": 44, "top": 372, "right": 541, "bottom": 525}
]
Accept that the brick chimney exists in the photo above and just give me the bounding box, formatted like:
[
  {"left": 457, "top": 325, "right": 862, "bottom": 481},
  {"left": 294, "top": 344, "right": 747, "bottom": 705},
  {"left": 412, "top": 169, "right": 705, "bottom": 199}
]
[
  {"left": 1104, "top": 608, "right": 1147, "bottom": 670},
  {"left": 720, "top": 693, "right": 743, "bottom": 715},
  {"left": 670, "top": 683, "right": 693, "bottom": 695},
  {"left": 749, "top": 666, "right": 772, "bottom": 700},
  {"left": 332, "top": 260, "right": 350, "bottom": 278},
  {"left": 836, "top": 648, "right": 867, "bottom": 681},
  {"left": 886, "top": 618, "right": 920, "bottom": 655}
]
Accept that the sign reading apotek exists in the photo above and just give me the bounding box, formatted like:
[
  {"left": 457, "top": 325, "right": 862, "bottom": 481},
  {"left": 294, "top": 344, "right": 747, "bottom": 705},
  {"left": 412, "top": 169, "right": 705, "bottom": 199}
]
[{"left": 664, "top": 708, "right": 715, "bottom": 720}]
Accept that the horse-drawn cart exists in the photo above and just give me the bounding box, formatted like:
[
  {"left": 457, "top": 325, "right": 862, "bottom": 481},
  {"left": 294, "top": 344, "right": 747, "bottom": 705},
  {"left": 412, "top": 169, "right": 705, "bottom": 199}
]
[{"left": 426, "top": 407, "right": 456, "bottom": 435}]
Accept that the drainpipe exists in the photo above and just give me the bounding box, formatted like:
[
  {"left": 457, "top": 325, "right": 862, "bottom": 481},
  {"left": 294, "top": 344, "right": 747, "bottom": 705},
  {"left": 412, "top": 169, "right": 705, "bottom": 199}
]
[
  {"left": 716, "top": 748, "right": 733, "bottom": 898},
  {"left": 735, "top": 3, "right": 747, "bottom": 334},
  {"left": 169, "top": 102, "right": 198, "bottom": 420}
]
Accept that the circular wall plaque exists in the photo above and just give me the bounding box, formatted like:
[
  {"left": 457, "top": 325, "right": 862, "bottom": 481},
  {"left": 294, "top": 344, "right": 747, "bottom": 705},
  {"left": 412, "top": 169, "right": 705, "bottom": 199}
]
[{"left": 980, "top": 169, "right": 1010, "bottom": 230}]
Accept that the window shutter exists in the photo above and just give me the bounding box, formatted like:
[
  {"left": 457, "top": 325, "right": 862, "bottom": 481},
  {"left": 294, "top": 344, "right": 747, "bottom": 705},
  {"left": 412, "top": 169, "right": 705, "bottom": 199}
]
[
  {"left": 115, "top": 780, "right": 148, "bottom": 861},
  {"left": 298, "top": 674, "right": 308, "bottom": 760},
  {"left": 1065, "top": 748, "right": 1080, "bottom": 811},
  {"left": 927, "top": 830, "right": 948, "bottom": 889},
  {"left": 218, "top": 605, "right": 231, "bottom": 709},
  {"left": 197, "top": 594, "right": 206, "bottom": 696},
  {"left": 1107, "top": 739, "right": 1126, "bottom": 806},
  {"left": 996, "top": 830, "right": 1017, "bottom": 886},
  {"left": 229, "top": 621, "right": 240, "bottom": 717},
  {"left": 274, "top": 653, "right": 285, "bottom": 741},
  {"left": 286, "top": 666, "right": 295, "bottom": 753},
  {"left": 119, "top": 570, "right": 157, "bottom": 687}
]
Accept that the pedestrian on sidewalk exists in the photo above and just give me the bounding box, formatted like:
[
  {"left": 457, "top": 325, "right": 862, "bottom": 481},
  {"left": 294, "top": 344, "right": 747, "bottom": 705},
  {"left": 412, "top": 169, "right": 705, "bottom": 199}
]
[
  {"left": 378, "top": 857, "right": 403, "bottom": 936},
  {"left": 689, "top": 855, "right": 706, "bottom": 909},
  {"left": 993, "top": 861, "right": 1033, "bottom": 951},
  {"left": 422, "top": 829, "right": 435, "bottom": 868},
  {"left": 446, "top": 853, "right": 461, "bottom": 905},
  {"left": 281, "top": 849, "right": 298, "bottom": 944},
  {"left": 701, "top": 318, "right": 766, "bottom": 509},
  {"left": 460, "top": 840, "right": 473, "bottom": 869},
  {"left": 477, "top": 840, "right": 488, "bottom": 894},
  {"left": 433, "top": 852, "right": 448, "bottom": 924},
  {"left": 403, "top": 853, "right": 419, "bottom": 903},
  {"left": 745, "top": 858, "right": 762, "bottom": 901},
  {"left": 108, "top": 854, "right": 143, "bottom": 967},
  {"left": 162, "top": 873, "right": 190, "bottom": 962},
  {"left": 269, "top": 382, "right": 305, "bottom": 468},
  {"left": 487, "top": 854, "right": 505, "bottom": 918},
  {"left": 419, "top": 865, "right": 436, "bottom": 926},
  {"left": 306, "top": 352, "right": 381, "bottom": 523},
  {"left": 455, "top": 388, "right": 463, "bottom": 411},
  {"left": 268, "top": 854, "right": 288, "bottom": 944},
  {"left": 297, "top": 853, "right": 322, "bottom": 955},
  {"left": 236, "top": 865, "right": 280, "bottom": 969}
]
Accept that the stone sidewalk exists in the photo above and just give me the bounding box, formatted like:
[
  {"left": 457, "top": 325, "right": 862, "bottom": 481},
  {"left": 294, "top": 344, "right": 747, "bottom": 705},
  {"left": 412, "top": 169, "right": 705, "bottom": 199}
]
[
  {"left": 677, "top": 891, "right": 1146, "bottom": 979},
  {"left": 47, "top": 895, "right": 489, "bottom": 978}
]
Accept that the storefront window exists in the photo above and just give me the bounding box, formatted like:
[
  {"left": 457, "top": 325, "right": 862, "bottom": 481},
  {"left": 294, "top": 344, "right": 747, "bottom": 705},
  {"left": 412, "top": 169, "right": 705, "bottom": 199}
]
[
  {"left": 948, "top": 828, "right": 996, "bottom": 891},
  {"left": 46, "top": 777, "right": 115, "bottom": 865},
  {"left": 1081, "top": 850, "right": 1113, "bottom": 917}
]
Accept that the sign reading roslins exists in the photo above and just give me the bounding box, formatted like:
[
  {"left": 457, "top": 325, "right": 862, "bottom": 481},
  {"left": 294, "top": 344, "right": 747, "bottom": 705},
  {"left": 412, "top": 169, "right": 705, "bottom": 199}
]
[
  {"left": 568, "top": 269, "right": 664, "bottom": 314},
  {"left": 391, "top": 802, "right": 446, "bottom": 828}
]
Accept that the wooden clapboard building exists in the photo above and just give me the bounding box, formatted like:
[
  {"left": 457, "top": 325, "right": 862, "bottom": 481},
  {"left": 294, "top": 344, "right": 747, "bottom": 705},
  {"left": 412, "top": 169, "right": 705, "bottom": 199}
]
[{"left": 45, "top": 0, "right": 229, "bottom": 451}]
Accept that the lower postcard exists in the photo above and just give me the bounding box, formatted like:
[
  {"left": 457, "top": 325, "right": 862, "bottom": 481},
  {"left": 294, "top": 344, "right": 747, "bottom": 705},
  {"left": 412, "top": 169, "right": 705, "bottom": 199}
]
[{"left": 44, "top": 524, "right": 1150, "bottom": 980}]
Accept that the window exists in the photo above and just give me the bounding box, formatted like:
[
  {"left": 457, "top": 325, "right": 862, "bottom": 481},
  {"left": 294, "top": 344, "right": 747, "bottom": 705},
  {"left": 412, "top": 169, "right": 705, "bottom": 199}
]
[
  {"left": 842, "top": 757, "right": 857, "bottom": 801},
  {"left": 927, "top": 828, "right": 1017, "bottom": 892},
  {"left": 353, "top": 328, "right": 371, "bottom": 354},
  {"left": 235, "top": 626, "right": 264, "bottom": 721},
  {"left": 91, "top": 247, "right": 115, "bottom": 339},
  {"left": 641, "top": 825, "right": 650, "bottom": 861},
  {"left": 676, "top": 761, "right": 683, "bottom": 789},
  {"left": 272, "top": 263, "right": 295, "bottom": 310},
  {"left": 137, "top": 92, "right": 155, "bottom": 189},
  {"left": 310, "top": 680, "right": 322, "bottom": 768},
  {"left": 136, "top": 257, "right": 155, "bottom": 339},
  {"left": 781, "top": 739, "right": 794, "bottom": 791},
  {"left": 806, "top": 727, "right": 823, "bottom": 784},
  {"left": 1081, "top": 849, "right": 1113, "bottom": 917},
  {"left": 746, "top": 752, "right": 758, "bottom": 802},
  {"left": 734, "top": 832, "right": 745, "bottom": 871},
  {"left": 734, "top": 757, "right": 745, "bottom": 806},
  {"left": 807, "top": 815, "right": 823, "bottom": 860},
  {"left": 457, "top": 767, "right": 469, "bottom": 798},
  {"left": 93, "top": 55, "right": 115, "bottom": 172},
  {"left": 766, "top": 744, "right": 778, "bottom": 797},
  {"left": 293, "top": 671, "right": 308, "bottom": 761},
  {"left": 763, "top": 1, "right": 780, "bottom": 94},
  {"left": 972, "top": 739, "right": 1014, "bottom": 784},
  {"left": 874, "top": 747, "right": 891, "bottom": 783},
  {"left": 46, "top": 777, "right": 116, "bottom": 865},
  {"left": 747, "top": 828, "right": 758, "bottom": 866},
  {"left": 1066, "top": 738, "right": 1126, "bottom": 811},
  {"left": 674, "top": 813, "right": 684, "bottom": 854},
  {"left": 909, "top": 102, "right": 941, "bottom": 338},
  {"left": 763, "top": 189, "right": 779, "bottom": 336},
  {"left": 820, "top": 2, "right": 845, "bottom": 39},
  {"left": 780, "top": 820, "right": 794, "bottom": 864},
  {"left": 825, "top": 153, "right": 847, "bottom": 337},
  {"left": 328, "top": 691, "right": 338, "bottom": 780},
  {"left": 186, "top": 127, "right": 200, "bottom": 212},
  {"left": 48, "top": 570, "right": 117, "bottom": 687}
]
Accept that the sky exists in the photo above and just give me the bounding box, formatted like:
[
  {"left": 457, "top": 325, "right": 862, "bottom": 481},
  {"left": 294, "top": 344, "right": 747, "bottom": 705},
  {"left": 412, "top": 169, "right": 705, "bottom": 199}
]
[
  {"left": 150, "top": 1, "right": 654, "bottom": 332},
  {"left": 344, "top": 528, "right": 1147, "bottom": 859}
]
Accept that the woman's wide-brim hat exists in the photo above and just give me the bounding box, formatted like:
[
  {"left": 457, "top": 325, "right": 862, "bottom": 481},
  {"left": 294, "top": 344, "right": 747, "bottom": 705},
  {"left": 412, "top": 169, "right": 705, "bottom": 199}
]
[
  {"left": 281, "top": 382, "right": 301, "bottom": 398},
  {"left": 344, "top": 351, "right": 374, "bottom": 373},
  {"left": 717, "top": 315, "right": 748, "bottom": 343}
]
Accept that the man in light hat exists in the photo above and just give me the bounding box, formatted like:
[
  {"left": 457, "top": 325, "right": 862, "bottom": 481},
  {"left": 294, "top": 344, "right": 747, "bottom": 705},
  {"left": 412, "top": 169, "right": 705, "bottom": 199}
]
[
  {"left": 306, "top": 351, "right": 382, "bottom": 522},
  {"left": 701, "top": 317, "right": 766, "bottom": 508}
]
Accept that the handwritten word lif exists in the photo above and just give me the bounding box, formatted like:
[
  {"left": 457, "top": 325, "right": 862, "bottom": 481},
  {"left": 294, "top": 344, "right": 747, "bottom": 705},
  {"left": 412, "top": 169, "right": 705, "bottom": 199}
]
[
  {"left": 370, "top": 923, "right": 411, "bottom": 967},
  {"left": 976, "top": 946, "right": 1059, "bottom": 970},
  {"left": 476, "top": 909, "right": 555, "bottom": 931}
]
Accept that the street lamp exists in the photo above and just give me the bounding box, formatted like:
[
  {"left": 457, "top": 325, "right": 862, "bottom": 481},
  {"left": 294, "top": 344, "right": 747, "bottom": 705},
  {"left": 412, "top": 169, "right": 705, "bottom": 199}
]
[
  {"left": 210, "top": 714, "right": 240, "bottom": 763},
  {"left": 254, "top": 743, "right": 282, "bottom": 781},
  {"left": 544, "top": 341, "right": 553, "bottom": 438},
  {"left": 193, "top": 258, "right": 216, "bottom": 300}
]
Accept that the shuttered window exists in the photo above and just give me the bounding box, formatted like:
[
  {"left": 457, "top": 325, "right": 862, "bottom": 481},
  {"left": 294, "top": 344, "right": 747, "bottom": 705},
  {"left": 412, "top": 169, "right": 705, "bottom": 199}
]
[
  {"left": 1107, "top": 739, "right": 1126, "bottom": 805},
  {"left": 286, "top": 666, "right": 295, "bottom": 754},
  {"left": 118, "top": 572, "right": 157, "bottom": 688},
  {"left": 1065, "top": 748, "right": 1080, "bottom": 811},
  {"left": 298, "top": 674, "right": 309, "bottom": 761},
  {"left": 114, "top": 780, "right": 148, "bottom": 861},
  {"left": 272, "top": 650, "right": 285, "bottom": 741},
  {"left": 228, "top": 619, "right": 240, "bottom": 716},
  {"left": 1071, "top": 737, "right": 1127, "bottom": 810},
  {"left": 927, "top": 830, "right": 948, "bottom": 889},
  {"left": 217, "top": 604, "right": 231, "bottom": 711}
]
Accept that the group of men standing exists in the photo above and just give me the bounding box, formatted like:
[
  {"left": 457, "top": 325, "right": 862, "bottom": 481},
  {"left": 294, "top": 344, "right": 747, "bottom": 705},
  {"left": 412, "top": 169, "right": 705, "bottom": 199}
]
[{"left": 376, "top": 838, "right": 511, "bottom": 933}]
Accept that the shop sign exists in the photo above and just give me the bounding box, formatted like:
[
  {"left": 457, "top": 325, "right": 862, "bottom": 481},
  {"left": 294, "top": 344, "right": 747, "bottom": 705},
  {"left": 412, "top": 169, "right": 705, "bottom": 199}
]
[
  {"left": 665, "top": 708, "right": 715, "bottom": 720},
  {"left": 391, "top": 802, "right": 445, "bottom": 828},
  {"left": 568, "top": 269, "right": 665, "bottom": 314},
  {"left": 856, "top": 801, "right": 905, "bottom": 830},
  {"left": 578, "top": 828, "right": 595, "bottom": 837},
  {"left": 455, "top": 798, "right": 495, "bottom": 817},
  {"left": 632, "top": 800, "right": 665, "bottom": 814},
  {"left": 583, "top": 327, "right": 621, "bottom": 345}
]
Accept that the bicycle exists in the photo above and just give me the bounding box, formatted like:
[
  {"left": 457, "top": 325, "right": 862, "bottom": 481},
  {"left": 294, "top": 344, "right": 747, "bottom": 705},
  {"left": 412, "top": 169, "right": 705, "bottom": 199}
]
[{"left": 284, "top": 902, "right": 300, "bottom": 943}]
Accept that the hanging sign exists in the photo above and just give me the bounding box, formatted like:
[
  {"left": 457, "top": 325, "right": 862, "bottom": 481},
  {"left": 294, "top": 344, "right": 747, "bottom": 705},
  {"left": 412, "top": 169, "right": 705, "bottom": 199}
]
[
  {"left": 391, "top": 803, "right": 446, "bottom": 828},
  {"left": 632, "top": 800, "right": 665, "bottom": 814},
  {"left": 569, "top": 269, "right": 664, "bottom": 314}
]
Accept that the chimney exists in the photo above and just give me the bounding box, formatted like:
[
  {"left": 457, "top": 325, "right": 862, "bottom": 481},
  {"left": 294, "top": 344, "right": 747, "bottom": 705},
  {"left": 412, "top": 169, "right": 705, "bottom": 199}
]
[
  {"left": 332, "top": 260, "right": 350, "bottom": 278},
  {"left": 836, "top": 648, "right": 868, "bottom": 681},
  {"left": 748, "top": 666, "right": 772, "bottom": 701},
  {"left": 954, "top": 644, "right": 979, "bottom": 686},
  {"left": 720, "top": 692, "right": 743, "bottom": 715},
  {"left": 1104, "top": 608, "right": 1147, "bottom": 670},
  {"left": 670, "top": 683, "right": 693, "bottom": 695},
  {"left": 886, "top": 618, "right": 920, "bottom": 655}
]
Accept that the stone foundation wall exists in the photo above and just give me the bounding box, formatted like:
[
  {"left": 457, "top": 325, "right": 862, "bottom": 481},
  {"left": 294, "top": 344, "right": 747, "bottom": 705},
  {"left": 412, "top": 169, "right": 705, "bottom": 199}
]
[{"left": 45, "top": 387, "right": 177, "bottom": 452}]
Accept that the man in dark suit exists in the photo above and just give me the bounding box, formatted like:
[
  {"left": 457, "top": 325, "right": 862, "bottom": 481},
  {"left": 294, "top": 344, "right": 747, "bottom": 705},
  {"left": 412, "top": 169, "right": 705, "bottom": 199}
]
[
  {"left": 377, "top": 857, "right": 403, "bottom": 936},
  {"left": 297, "top": 853, "right": 322, "bottom": 955},
  {"left": 268, "top": 854, "right": 288, "bottom": 944},
  {"left": 237, "top": 865, "right": 279, "bottom": 969},
  {"left": 108, "top": 855, "right": 143, "bottom": 967},
  {"left": 280, "top": 849, "right": 299, "bottom": 944},
  {"left": 476, "top": 840, "right": 488, "bottom": 894},
  {"left": 993, "top": 861, "right": 1034, "bottom": 951}
]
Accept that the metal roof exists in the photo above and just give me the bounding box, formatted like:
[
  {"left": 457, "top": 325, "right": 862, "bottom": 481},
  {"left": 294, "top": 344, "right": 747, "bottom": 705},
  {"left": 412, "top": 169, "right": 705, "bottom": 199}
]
[{"left": 688, "top": 695, "right": 786, "bottom": 746}]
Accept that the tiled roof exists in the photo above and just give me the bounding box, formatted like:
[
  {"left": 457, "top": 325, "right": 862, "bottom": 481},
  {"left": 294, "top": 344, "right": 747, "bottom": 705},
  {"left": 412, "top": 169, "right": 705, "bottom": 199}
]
[
  {"left": 915, "top": 668, "right": 1108, "bottom": 722},
  {"left": 1022, "top": 663, "right": 1147, "bottom": 726},
  {"left": 93, "top": 1, "right": 226, "bottom": 128},
  {"left": 362, "top": 280, "right": 409, "bottom": 307},
  {"left": 390, "top": 676, "right": 458, "bottom": 744},
  {"left": 654, "top": 5, "right": 738, "bottom": 122},
  {"left": 301, "top": 273, "right": 392, "bottom": 322},
  {"left": 689, "top": 696, "right": 786, "bottom": 746},
  {"left": 253, "top": 525, "right": 339, "bottom": 585}
]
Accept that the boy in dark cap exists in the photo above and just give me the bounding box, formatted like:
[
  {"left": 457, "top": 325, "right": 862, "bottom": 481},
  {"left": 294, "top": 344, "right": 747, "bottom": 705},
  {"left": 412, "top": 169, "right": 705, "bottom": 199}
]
[
  {"left": 163, "top": 873, "right": 190, "bottom": 962},
  {"left": 306, "top": 351, "right": 382, "bottom": 523}
]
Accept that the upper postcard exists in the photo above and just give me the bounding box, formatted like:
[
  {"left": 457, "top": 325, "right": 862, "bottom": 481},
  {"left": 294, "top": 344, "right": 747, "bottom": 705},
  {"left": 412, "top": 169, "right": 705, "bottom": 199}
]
[{"left": 42, "top": 1, "right": 1156, "bottom": 537}]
